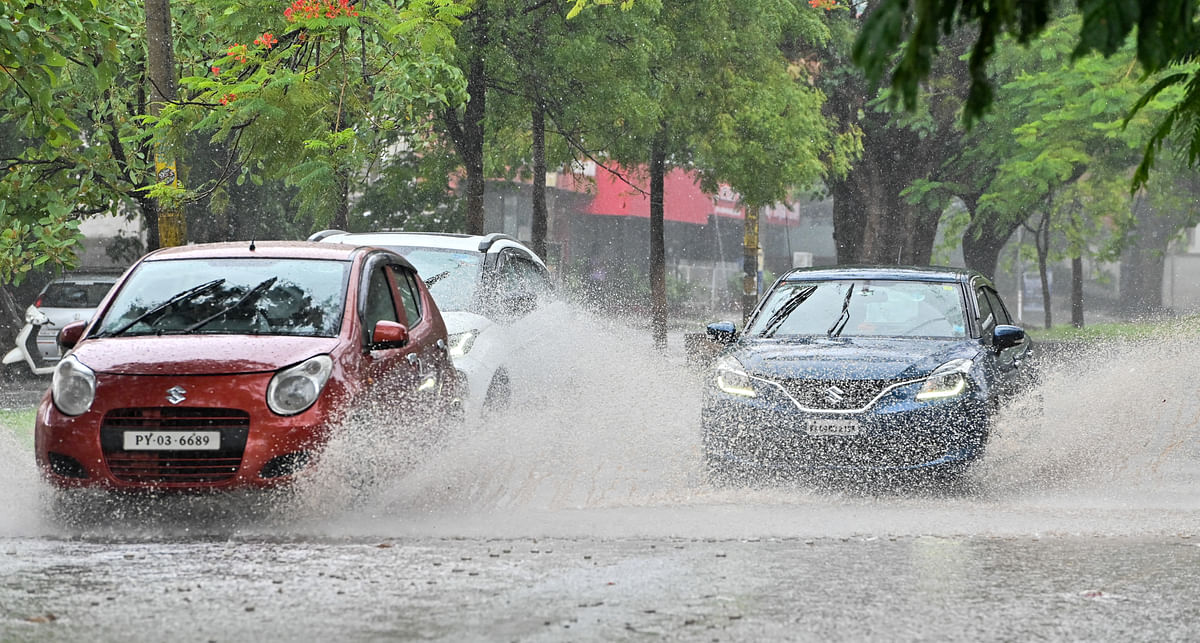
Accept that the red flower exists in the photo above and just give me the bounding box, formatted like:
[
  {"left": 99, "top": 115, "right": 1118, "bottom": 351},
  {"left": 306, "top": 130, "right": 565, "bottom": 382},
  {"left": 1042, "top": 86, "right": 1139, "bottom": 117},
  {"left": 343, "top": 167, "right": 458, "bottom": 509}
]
[
  {"left": 211, "top": 66, "right": 220, "bottom": 76},
  {"left": 254, "top": 32, "right": 278, "bottom": 49}
]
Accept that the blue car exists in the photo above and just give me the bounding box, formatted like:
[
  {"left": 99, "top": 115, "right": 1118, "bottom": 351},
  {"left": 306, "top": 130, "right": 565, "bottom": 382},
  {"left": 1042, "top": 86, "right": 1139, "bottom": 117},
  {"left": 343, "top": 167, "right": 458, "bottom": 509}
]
[{"left": 702, "top": 266, "right": 1034, "bottom": 482}]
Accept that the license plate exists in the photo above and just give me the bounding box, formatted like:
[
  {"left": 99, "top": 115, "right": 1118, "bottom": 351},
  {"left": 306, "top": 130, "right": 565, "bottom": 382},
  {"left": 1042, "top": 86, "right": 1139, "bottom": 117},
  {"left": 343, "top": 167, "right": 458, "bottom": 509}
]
[
  {"left": 123, "top": 431, "right": 220, "bottom": 451},
  {"left": 803, "top": 418, "right": 860, "bottom": 436}
]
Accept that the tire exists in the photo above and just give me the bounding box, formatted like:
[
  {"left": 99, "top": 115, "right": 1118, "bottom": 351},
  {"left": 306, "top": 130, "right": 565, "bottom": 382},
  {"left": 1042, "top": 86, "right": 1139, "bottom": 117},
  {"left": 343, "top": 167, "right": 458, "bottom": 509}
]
[{"left": 482, "top": 369, "right": 511, "bottom": 414}]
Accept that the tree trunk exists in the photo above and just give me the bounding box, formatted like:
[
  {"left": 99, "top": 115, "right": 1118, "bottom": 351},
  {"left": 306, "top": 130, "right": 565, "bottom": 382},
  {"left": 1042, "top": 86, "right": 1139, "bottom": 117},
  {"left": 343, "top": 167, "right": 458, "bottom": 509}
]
[
  {"left": 531, "top": 102, "right": 548, "bottom": 260},
  {"left": 441, "top": 16, "right": 488, "bottom": 236},
  {"left": 144, "top": 0, "right": 185, "bottom": 247},
  {"left": 1119, "top": 194, "right": 1173, "bottom": 318},
  {"left": 649, "top": 130, "right": 668, "bottom": 350},
  {"left": 334, "top": 168, "right": 350, "bottom": 230},
  {"left": 1071, "top": 255, "right": 1084, "bottom": 328},
  {"left": 742, "top": 204, "right": 760, "bottom": 322},
  {"left": 1035, "top": 213, "right": 1052, "bottom": 330},
  {"left": 829, "top": 123, "right": 940, "bottom": 265}
]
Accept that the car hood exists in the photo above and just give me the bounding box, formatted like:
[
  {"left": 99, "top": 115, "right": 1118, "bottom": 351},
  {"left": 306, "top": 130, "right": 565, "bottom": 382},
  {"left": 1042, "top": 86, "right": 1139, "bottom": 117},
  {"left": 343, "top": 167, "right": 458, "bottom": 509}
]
[
  {"left": 70, "top": 334, "right": 342, "bottom": 376},
  {"left": 439, "top": 310, "right": 496, "bottom": 336},
  {"left": 732, "top": 336, "right": 980, "bottom": 381}
]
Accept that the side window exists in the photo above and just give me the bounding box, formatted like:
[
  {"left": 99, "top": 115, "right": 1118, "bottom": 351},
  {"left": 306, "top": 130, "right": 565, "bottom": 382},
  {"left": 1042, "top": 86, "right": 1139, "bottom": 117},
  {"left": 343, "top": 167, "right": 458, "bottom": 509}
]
[
  {"left": 983, "top": 288, "right": 1012, "bottom": 326},
  {"left": 363, "top": 265, "right": 398, "bottom": 343},
  {"left": 390, "top": 265, "right": 422, "bottom": 327},
  {"left": 974, "top": 286, "right": 995, "bottom": 335}
]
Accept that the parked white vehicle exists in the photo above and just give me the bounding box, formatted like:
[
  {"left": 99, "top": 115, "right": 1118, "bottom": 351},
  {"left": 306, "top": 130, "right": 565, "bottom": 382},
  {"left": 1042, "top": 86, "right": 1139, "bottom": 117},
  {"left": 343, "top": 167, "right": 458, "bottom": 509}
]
[
  {"left": 310, "top": 231, "right": 555, "bottom": 416},
  {"left": 3, "top": 273, "right": 117, "bottom": 376},
  {"left": 2, "top": 305, "right": 56, "bottom": 375}
]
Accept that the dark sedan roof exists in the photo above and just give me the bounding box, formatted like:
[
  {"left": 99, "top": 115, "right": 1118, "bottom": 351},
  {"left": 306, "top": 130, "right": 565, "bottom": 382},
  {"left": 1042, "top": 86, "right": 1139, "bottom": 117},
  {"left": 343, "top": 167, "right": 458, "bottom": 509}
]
[{"left": 781, "top": 265, "right": 983, "bottom": 284}]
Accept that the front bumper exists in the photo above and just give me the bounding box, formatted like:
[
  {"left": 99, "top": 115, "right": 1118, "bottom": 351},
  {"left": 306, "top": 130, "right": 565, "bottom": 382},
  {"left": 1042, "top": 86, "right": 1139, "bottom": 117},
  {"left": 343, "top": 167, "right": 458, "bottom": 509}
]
[
  {"left": 701, "top": 380, "right": 992, "bottom": 475},
  {"left": 35, "top": 372, "right": 334, "bottom": 491}
]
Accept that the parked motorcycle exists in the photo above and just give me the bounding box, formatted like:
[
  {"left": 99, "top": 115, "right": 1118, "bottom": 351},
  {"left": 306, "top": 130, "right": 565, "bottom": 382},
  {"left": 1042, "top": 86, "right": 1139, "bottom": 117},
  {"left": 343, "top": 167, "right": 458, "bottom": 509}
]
[{"left": 2, "top": 305, "right": 56, "bottom": 376}]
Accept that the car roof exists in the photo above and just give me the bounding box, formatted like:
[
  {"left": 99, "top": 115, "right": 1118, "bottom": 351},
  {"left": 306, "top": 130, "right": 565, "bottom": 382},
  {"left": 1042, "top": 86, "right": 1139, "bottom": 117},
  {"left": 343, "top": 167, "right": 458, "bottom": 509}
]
[
  {"left": 310, "top": 230, "right": 546, "bottom": 265},
  {"left": 780, "top": 265, "right": 983, "bottom": 284},
  {"left": 141, "top": 240, "right": 371, "bottom": 262}
]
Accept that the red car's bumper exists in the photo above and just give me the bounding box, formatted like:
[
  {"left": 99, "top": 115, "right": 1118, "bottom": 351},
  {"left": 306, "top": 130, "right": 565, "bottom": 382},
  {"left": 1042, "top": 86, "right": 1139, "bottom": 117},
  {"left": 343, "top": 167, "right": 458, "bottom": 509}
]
[{"left": 35, "top": 372, "right": 336, "bottom": 491}]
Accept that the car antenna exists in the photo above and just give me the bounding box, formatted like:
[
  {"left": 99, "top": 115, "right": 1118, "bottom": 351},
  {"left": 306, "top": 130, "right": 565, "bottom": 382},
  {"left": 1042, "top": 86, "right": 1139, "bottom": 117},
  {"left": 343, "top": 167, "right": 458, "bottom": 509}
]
[{"left": 249, "top": 239, "right": 256, "bottom": 251}]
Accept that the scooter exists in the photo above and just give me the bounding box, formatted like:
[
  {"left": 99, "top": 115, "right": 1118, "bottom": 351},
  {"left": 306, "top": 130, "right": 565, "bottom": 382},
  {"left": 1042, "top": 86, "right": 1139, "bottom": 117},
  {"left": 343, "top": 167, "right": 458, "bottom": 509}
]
[{"left": 2, "top": 305, "right": 56, "bottom": 376}]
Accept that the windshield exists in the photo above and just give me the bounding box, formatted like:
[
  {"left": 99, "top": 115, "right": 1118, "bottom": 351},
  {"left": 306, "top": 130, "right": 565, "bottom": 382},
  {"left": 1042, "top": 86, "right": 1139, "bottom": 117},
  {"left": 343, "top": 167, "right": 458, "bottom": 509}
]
[
  {"left": 38, "top": 280, "right": 114, "bottom": 308},
  {"left": 94, "top": 258, "right": 351, "bottom": 337},
  {"left": 382, "top": 246, "right": 482, "bottom": 312},
  {"left": 746, "top": 279, "right": 968, "bottom": 339}
]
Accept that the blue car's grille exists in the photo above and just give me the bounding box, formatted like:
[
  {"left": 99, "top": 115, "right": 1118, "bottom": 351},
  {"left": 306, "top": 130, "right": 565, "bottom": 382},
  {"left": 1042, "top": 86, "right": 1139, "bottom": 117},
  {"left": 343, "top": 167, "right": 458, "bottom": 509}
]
[{"left": 772, "top": 378, "right": 901, "bottom": 411}]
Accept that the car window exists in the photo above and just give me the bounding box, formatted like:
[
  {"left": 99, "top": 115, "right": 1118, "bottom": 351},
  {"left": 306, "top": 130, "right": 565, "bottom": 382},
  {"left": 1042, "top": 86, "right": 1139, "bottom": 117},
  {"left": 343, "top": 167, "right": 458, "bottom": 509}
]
[
  {"left": 974, "top": 286, "right": 996, "bottom": 333},
  {"left": 390, "top": 265, "right": 422, "bottom": 327},
  {"left": 363, "top": 265, "right": 399, "bottom": 340},
  {"left": 379, "top": 245, "right": 482, "bottom": 313},
  {"left": 38, "top": 281, "right": 114, "bottom": 308},
  {"left": 746, "top": 279, "right": 968, "bottom": 338},
  {"left": 983, "top": 288, "right": 1012, "bottom": 325},
  {"left": 95, "top": 258, "right": 349, "bottom": 337}
]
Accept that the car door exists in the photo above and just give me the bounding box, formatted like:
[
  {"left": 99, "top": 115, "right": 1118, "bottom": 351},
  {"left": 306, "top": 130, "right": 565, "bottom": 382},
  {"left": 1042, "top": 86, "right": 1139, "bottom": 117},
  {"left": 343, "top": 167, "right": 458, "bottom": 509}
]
[
  {"left": 358, "top": 254, "right": 423, "bottom": 410},
  {"left": 973, "top": 281, "right": 1024, "bottom": 400},
  {"left": 390, "top": 262, "right": 455, "bottom": 405}
]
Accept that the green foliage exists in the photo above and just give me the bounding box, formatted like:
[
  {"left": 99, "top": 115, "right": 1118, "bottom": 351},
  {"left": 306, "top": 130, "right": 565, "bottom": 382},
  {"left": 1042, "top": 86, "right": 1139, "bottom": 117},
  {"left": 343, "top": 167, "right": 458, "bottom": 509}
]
[
  {"left": 0, "top": 1, "right": 133, "bottom": 284},
  {"left": 852, "top": 0, "right": 1200, "bottom": 189},
  {"left": 156, "top": 0, "right": 469, "bottom": 231}
]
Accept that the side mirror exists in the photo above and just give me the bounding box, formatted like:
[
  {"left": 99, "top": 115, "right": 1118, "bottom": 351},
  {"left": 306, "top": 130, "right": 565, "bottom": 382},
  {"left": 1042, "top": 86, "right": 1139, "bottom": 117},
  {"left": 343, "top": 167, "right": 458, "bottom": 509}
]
[
  {"left": 992, "top": 324, "right": 1026, "bottom": 350},
  {"left": 706, "top": 321, "right": 738, "bottom": 345},
  {"left": 371, "top": 320, "right": 409, "bottom": 348},
  {"left": 57, "top": 320, "right": 87, "bottom": 352}
]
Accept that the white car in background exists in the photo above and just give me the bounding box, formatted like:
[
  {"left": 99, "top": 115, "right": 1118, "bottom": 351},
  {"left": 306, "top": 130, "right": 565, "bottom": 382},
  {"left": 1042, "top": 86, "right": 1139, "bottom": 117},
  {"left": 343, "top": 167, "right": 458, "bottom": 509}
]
[
  {"left": 31, "top": 273, "right": 119, "bottom": 362},
  {"left": 310, "top": 230, "right": 555, "bottom": 416}
]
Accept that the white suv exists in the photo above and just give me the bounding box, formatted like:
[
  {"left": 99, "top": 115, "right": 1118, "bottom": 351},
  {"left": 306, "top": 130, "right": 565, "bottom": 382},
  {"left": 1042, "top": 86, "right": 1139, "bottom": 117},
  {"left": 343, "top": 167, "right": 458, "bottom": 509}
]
[{"left": 310, "top": 230, "right": 555, "bottom": 416}]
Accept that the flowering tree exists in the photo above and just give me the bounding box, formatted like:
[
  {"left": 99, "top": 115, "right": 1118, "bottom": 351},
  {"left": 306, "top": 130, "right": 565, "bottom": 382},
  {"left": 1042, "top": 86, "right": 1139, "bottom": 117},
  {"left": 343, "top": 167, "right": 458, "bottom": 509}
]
[{"left": 154, "top": 0, "right": 468, "bottom": 231}]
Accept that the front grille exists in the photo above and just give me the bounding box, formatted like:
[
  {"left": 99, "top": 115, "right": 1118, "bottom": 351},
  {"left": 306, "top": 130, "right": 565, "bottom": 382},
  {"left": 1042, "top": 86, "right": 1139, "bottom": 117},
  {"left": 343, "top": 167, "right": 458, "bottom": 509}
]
[
  {"left": 762, "top": 432, "right": 949, "bottom": 469},
  {"left": 773, "top": 378, "right": 900, "bottom": 411},
  {"left": 100, "top": 408, "right": 250, "bottom": 484}
]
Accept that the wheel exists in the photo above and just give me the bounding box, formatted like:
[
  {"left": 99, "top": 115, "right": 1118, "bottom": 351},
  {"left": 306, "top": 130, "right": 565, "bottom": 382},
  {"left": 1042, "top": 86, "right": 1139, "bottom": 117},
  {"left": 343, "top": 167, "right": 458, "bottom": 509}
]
[{"left": 482, "top": 369, "right": 511, "bottom": 414}]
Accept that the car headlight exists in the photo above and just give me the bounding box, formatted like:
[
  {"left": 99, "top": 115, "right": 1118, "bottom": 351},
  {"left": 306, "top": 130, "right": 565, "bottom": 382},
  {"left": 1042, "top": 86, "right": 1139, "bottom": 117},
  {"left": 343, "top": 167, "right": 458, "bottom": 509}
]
[
  {"left": 916, "top": 358, "right": 973, "bottom": 401},
  {"left": 713, "top": 355, "right": 757, "bottom": 397},
  {"left": 447, "top": 329, "right": 479, "bottom": 358},
  {"left": 267, "top": 355, "right": 333, "bottom": 415},
  {"left": 52, "top": 355, "right": 96, "bottom": 416}
]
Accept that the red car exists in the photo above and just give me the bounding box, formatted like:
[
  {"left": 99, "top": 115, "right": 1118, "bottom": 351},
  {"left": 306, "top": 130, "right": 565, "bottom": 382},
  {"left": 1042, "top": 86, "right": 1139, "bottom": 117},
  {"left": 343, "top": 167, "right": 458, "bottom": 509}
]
[{"left": 35, "top": 241, "right": 459, "bottom": 492}]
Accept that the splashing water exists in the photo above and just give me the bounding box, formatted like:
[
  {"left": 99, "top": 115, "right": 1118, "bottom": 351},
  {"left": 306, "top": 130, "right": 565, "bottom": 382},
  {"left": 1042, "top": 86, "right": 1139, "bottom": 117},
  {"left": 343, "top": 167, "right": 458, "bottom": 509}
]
[{"left": 3, "top": 307, "right": 1199, "bottom": 540}]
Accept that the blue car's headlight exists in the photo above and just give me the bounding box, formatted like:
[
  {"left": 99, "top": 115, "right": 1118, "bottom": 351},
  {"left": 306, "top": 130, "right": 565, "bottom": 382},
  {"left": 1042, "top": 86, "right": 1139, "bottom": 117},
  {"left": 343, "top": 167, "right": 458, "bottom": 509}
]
[
  {"left": 916, "top": 358, "right": 973, "bottom": 401},
  {"left": 713, "top": 355, "right": 757, "bottom": 397}
]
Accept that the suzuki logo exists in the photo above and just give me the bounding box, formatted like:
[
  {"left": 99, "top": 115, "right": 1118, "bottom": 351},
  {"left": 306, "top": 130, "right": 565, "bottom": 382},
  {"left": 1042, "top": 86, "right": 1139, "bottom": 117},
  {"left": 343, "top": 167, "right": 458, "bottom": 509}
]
[
  {"left": 166, "top": 385, "right": 187, "bottom": 405},
  {"left": 824, "top": 385, "right": 846, "bottom": 404}
]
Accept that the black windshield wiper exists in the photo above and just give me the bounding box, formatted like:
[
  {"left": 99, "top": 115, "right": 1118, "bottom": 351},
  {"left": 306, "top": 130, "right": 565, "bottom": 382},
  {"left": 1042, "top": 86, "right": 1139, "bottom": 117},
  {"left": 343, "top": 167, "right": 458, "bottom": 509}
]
[
  {"left": 759, "top": 285, "right": 818, "bottom": 337},
  {"left": 424, "top": 270, "right": 450, "bottom": 286},
  {"left": 101, "top": 278, "right": 226, "bottom": 338},
  {"left": 185, "top": 277, "right": 278, "bottom": 333},
  {"left": 827, "top": 284, "right": 855, "bottom": 337}
]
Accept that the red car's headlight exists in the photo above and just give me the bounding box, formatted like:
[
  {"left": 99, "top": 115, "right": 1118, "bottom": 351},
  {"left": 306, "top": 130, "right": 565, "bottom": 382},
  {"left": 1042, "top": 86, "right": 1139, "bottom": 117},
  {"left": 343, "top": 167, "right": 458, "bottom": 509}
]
[
  {"left": 52, "top": 355, "right": 96, "bottom": 416},
  {"left": 267, "top": 355, "right": 333, "bottom": 415}
]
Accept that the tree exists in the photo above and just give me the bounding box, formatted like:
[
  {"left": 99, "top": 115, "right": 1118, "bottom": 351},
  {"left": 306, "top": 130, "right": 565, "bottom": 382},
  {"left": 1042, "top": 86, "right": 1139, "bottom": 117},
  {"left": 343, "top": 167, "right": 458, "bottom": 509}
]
[
  {"left": 155, "top": 0, "right": 469, "bottom": 234},
  {"left": 854, "top": 0, "right": 1200, "bottom": 189}
]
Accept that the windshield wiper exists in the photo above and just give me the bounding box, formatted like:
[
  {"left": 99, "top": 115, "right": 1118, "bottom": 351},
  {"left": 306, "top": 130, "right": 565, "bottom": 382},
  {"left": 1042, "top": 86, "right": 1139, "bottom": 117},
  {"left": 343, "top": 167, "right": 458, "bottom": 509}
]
[
  {"left": 424, "top": 270, "right": 451, "bottom": 286},
  {"left": 759, "top": 285, "right": 818, "bottom": 337},
  {"left": 184, "top": 277, "right": 278, "bottom": 333},
  {"left": 100, "top": 278, "right": 226, "bottom": 338},
  {"left": 827, "top": 284, "right": 855, "bottom": 337}
]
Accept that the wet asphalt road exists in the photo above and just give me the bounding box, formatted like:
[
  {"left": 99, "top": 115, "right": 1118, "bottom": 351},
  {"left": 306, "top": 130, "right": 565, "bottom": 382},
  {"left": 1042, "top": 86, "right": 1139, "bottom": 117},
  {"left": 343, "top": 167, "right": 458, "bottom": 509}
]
[{"left": 2, "top": 534, "right": 1199, "bottom": 642}]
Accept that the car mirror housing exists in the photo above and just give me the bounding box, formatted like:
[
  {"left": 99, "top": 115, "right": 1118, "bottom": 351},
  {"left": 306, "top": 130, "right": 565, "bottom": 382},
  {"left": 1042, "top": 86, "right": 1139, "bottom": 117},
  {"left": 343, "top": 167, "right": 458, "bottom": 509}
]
[
  {"left": 371, "top": 320, "right": 409, "bottom": 348},
  {"left": 992, "top": 324, "right": 1026, "bottom": 350},
  {"left": 57, "top": 320, "right": 88, "bottom": 352},
  {"left": 706, "top": 321, "right": 738, "bottom": 344}
]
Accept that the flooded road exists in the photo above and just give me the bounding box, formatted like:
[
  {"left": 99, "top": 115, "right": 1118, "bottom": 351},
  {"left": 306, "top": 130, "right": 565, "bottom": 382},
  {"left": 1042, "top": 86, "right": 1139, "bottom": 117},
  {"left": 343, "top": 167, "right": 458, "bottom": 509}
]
[{"left": 2, "top": 309, "right": 1199, "bottom": 641}]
